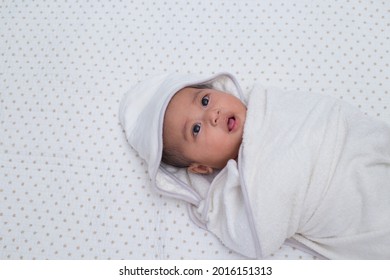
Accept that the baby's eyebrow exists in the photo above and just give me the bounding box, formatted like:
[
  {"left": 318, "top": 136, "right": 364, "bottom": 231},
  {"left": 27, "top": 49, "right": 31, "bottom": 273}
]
[
  {"left": 192, "top": 89, "right": 202, "bottom": 105},
  {"left": 183, "top": 119, "right": 189, "bottom": 142}
]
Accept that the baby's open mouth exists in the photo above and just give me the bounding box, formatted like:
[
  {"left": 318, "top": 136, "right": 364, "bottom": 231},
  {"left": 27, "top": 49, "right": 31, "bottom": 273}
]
[{"left": 228, "top": 117, "right": 236, "bottom": 132}]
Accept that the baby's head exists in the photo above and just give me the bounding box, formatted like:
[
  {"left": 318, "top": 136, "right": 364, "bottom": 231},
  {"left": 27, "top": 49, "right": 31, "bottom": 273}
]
[
  {"left": 162, "top": 85, "right": 247, "bottom": 174},
  {"left": 120, "top": 72, "right": 246, "bottom": 186}
]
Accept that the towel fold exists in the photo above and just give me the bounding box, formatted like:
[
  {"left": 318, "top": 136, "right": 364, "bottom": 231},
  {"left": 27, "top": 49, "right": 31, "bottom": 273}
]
[
  {"left": 119, "top": 72, "right": 390, "bottom": 259},
  {"left": 202, "top": 85, "right": 390, "bottom": 259}
]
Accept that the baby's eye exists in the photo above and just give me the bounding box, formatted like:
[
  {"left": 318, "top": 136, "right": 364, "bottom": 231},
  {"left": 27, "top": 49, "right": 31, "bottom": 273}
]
[
  {"left": 201, "top": 95, "right": 209, "bottom": 107},
  {"left": 192, "top": 123, "right": 201, "bottom": 136}
]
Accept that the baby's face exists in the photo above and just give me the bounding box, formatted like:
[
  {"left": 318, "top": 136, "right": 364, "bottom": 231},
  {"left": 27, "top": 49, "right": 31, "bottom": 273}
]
[{"left": 163, "top": 87, "right": 247, "bottom": 173}]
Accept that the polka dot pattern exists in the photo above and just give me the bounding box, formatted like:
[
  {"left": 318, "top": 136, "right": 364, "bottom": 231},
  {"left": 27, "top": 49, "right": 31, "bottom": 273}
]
[{"left": 0, "top": 0, "right": 389, "bottom": 259}]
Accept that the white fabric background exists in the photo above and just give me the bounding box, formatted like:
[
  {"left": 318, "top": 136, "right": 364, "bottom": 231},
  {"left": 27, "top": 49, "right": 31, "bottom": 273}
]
[{"left": 0, "top": 0, "right": 389, "bottom": 259}]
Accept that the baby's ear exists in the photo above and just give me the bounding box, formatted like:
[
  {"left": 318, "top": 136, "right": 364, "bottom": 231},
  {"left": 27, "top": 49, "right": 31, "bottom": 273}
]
[{"left": 187, "top": 163, "right": 214, "bottom": 174}]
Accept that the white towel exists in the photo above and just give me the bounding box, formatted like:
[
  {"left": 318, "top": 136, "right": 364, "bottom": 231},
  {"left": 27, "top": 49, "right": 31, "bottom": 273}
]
[
  {"left": 120, "top": 73, "right": 390, "bottom": 259},
  {"left": 208, "top": 85, "right": 390, "bottom": 259}
]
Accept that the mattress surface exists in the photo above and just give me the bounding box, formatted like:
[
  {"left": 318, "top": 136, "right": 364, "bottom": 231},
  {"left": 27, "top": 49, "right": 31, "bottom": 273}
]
[{"left": 0, "top": 0, "right": 389, "bottom": 259}]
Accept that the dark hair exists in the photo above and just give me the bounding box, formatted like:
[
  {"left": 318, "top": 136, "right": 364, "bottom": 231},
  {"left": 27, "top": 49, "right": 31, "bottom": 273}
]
[
  {"left": 161, "top": 84, "right": 213, "bottom": 168},
  {"left": 191, "top": 83, "right": 213, "bottom": 90},
  {"left": 161, "top": 146, "right": 191, "bottom": 168}
]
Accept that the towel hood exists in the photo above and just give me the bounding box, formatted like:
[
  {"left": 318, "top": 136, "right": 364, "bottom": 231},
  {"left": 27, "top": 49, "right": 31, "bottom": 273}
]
[{"left": 119, "top": 72, "right": 244, "bottom": 206}]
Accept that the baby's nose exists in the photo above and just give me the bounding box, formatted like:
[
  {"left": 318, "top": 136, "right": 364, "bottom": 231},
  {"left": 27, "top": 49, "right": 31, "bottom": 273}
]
[{"left": 208, "top": 108, "right": 220, "bottom": 126}]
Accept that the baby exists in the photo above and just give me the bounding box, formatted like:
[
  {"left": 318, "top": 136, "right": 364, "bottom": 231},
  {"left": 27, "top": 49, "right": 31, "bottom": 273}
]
[
  {"left": 120, "top": 72, "right": 390, "bottom": 259},
  {"left": 162, "top": 86, "right": 247, "bottom": 174}
]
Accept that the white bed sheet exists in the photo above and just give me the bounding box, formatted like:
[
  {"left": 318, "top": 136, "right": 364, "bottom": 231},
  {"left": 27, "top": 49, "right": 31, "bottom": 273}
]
[{"left": 0, "top": 0, "right": 389, "bottom": 259}]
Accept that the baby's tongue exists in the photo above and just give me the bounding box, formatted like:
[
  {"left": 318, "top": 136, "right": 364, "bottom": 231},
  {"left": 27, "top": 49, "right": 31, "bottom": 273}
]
[{"left": 228, "top": 117, "right": 235, "bottom": 131}]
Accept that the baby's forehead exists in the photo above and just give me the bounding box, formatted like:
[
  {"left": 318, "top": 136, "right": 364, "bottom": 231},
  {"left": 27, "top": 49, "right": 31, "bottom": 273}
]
[
  {"left": 163, "top": 87, "right": 202, "bottom": 128},
  {"left": 167, "top": 87, "right": 198, "bottom": 107}
]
